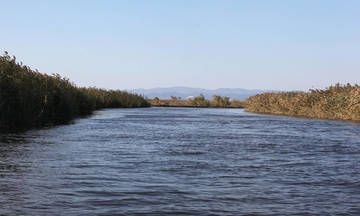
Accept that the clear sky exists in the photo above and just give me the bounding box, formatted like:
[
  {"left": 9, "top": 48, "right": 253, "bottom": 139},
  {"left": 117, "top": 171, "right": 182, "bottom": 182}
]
[{"left": 1, "top": 0, "right": 359, "bottom": 91}]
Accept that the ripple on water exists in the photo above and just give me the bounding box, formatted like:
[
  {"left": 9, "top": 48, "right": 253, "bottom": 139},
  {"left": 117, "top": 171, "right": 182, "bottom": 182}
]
[{"left": 1, "top": 108, "right": 360, "bottom": 215}]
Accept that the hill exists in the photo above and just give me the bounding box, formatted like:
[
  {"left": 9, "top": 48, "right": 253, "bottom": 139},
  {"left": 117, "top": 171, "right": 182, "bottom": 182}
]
[{"left": 128, "top": 87, "right": 270, "bottom": 100}]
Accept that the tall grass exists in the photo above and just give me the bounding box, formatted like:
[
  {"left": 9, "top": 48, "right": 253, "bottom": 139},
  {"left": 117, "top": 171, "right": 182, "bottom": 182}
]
[
  {"left": 245, "top": 84, "right": 360, "bottom": 121},
  {"left": 0, "top": 52, "right": 149, "bottom": 131}
]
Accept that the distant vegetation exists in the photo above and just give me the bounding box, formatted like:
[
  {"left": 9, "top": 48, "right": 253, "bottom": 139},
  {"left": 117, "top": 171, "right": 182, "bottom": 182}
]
[
  {"left": 212, "top": 95, "right": 230, "bottom": 107},
  {"left": 149, "top": 94, "right": 245, "bottom": 108},
  {"left": 245, "top": 84, "right": 360, "bottom": 121},
  {"left": 0, "top": 52, "right": 149, "bottom": 131},
  {"left": 131, "top": 87, "right": 265, "bottom": 101},
  {"left": 191, "top": 94, "right": 210, "bottom": 107}
]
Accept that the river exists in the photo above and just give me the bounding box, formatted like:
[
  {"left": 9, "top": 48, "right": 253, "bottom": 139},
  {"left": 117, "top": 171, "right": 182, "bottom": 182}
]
[{"left": 1, "top": 107, "right": 360, "bottom": 215}]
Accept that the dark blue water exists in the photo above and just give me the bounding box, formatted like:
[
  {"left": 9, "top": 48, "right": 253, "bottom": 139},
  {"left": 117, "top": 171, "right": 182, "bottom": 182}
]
[{"left": 1, "top": 107, "right": 360, "bottom": 215}]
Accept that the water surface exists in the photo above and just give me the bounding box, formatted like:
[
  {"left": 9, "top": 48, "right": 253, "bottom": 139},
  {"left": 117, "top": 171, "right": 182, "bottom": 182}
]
[{"left": 1, "top": 108, "right": 360, "bottom": 215}]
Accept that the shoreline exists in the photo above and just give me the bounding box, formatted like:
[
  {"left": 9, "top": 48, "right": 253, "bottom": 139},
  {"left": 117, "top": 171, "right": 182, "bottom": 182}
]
[
  {"left": 244, "top": 109, "right": 360, "bottom": 124},
  {"left": 148, "top": 99, "right": 245, "bottom": 109},
  {"left": 244, "top": 84, "right": 360, "bottom": 122}
]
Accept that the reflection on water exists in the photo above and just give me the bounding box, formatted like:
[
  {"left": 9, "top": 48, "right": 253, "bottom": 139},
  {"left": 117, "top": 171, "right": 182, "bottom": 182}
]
[{"left": 1, "top": 108, "right": 360, "bottom": 215}]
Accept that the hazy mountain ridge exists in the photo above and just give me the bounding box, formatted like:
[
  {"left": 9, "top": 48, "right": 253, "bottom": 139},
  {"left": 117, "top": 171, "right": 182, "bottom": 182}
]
[{"left": 127, "top": 87, "right": 273, "bottom": 100}]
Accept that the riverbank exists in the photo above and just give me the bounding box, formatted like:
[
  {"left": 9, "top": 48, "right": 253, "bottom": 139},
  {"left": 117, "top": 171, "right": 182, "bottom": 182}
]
[
  {"left": 0, "top": 52, "right": 150, "bottom": 131},
  {"left": 244, "top": 84, "right": 360, "bottom": 121},
  {"left": 148, "top": 98, "right": 245, "bottom": 108}
]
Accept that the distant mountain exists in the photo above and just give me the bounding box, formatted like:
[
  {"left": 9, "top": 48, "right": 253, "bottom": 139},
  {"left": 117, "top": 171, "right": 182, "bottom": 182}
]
[{"left": 126, "top": 87, "right": 273, "bottom": 101}]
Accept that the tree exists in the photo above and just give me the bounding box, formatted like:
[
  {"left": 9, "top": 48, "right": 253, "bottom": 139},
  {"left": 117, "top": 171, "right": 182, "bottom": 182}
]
[
  {"left": 212, "top": 95, "right": 230, "bottom": 107},
  {"left": 192, "top": 94, "right": 210, "bottom": 107},
  {"left": 153, "top": 97, "right": 160, "bottom": 104}
]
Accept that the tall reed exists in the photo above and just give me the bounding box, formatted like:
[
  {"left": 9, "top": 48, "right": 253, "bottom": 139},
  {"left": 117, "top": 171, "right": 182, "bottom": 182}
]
[
  {"left": 0, "top": 52, "right": 149, "bottom": 131},
  {"left": 245, "top": 84, "right": 360, "bottom": 121}
]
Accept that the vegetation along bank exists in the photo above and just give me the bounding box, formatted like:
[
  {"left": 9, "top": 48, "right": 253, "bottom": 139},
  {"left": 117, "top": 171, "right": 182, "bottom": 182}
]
[
  {"left": 0, "top": 52, "right": 150, "bottom": 131},
  {"left": 149, "top": 94, "right": 245, "bottom": 108},
  {"left": 245, "top": 84, "right": 360, "bottom": 121}
]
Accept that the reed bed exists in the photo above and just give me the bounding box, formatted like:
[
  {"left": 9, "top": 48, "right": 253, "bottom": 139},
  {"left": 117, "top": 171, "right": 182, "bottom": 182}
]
[
  {"left": 245, "top": 84, "right": 360, "bottom": 121},
  {"left": 0, "top": 52, "right": 149, "bottom": 131}
]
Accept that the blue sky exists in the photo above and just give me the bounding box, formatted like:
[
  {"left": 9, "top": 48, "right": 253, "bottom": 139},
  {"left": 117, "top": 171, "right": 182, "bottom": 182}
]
[{"left": 1, "top": 0, "right": 359, "bottom": 91}]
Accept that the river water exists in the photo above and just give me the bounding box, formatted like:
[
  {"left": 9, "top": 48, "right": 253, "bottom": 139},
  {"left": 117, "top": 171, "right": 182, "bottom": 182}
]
[{"left": 1, "top": 107, "right": 360, "bottom": 215}]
